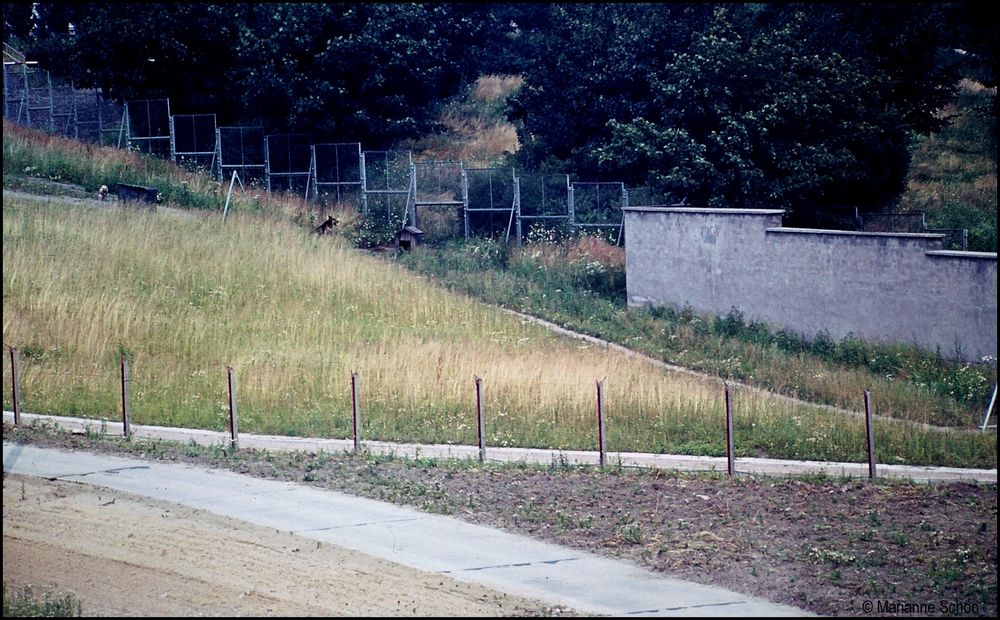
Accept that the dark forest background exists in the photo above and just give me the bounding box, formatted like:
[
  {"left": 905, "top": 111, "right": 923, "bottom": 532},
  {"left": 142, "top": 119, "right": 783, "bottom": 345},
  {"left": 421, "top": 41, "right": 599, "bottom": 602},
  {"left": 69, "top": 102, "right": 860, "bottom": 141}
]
[{"left": 4, "top": 2, "right": 995, "bottom": 227}]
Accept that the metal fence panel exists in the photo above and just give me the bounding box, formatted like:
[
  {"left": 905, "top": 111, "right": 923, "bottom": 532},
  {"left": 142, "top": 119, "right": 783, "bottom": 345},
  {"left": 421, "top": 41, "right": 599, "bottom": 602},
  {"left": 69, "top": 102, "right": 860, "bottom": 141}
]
[
  {"left": 171, "top": 113, "right": 217, "bottom": 171},
  {"left": 126, "top": 99, "right": 171, "bottom": 156},
  {"left": 312, "top": 142, "right": 363, "bottom": 206},
  {"left": 265, "top": 133, "right": 311, "bottom": 195},
  {"left": 362, "top": 150, "right": 411, "bottom": 192},
  {"left": 518, "top": 173, "right": 570, "bottom": 217},
  {"left": 572, "top": 182, "right": 626, "bottom": 226},
  {"left": 217, "top": 126, "right": 266, "bottom": 185},
  {"left": 465, "top": 167, "right": 516, "bottom": 239}
]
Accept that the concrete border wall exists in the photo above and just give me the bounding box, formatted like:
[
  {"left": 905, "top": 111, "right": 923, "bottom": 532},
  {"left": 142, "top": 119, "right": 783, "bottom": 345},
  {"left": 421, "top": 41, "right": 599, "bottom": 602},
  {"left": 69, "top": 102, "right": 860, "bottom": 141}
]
[{"left": 623, "top": 207, "right": 997, "bottom": 362}]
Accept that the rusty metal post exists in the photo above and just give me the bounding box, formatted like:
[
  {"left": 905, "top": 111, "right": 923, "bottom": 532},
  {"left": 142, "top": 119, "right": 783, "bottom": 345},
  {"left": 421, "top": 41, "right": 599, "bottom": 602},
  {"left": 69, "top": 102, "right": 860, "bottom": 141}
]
[
  {"left": 863, "top": 390, "right": 877, "bottom": 480},
  {"left": 475, "top": 375, "right": 486, "bottom": 462},
  {"left": 120, "top": 355, "right": 132, "bottom": 438},
  {"left": 724, "top": 383, "right": 735, "bottom": 476},
  {"left": 227, "top": 366, "right": 239, "bottom": 449},
  {"left": 596, "top": 379, "right": 606, "bottom": 467},
  {"left": 9, "top": 347, "right": 21, "bottom": 425},
  {"left": 351, "top": 371, "right": 361, "bottom": 452}
]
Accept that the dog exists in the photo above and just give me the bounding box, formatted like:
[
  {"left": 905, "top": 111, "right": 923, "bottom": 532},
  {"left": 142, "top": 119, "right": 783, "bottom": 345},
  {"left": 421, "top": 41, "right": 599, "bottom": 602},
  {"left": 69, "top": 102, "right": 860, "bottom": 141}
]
[
  {"left": 98, "top": 184, "right": 109, "bottom": 201},
  {"left": 313, "top": 215, "right": 338, "bottom": 235}
]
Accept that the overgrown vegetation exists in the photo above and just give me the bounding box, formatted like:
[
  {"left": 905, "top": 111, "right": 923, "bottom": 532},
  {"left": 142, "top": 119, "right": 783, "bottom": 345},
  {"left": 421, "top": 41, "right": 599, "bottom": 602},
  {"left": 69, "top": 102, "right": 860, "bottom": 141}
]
[
  {"left": 3, "top": 117, "right": 996, "bottom": 469},
  {"left": 2, "top": 582, "right": 83, "bottom": 617},
  {"left": 900, "top": 79, "right": 998, "bottom": 252},
  {"left": 396, "top": 234, "right": 995, "bottom": 430}
]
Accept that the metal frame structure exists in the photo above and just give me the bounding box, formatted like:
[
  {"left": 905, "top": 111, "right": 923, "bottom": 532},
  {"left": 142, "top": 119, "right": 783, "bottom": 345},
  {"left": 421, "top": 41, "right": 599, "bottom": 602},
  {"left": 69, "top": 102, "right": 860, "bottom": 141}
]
[
  {"left": 463, "top": 166, "right": 517, "bottom": 241},
  {"left": 360, "top": 150, "right": 413, "bottom": 226},
  {"left": 216, "top": 125, "right": 266, "bottom": 186},
  {"left": 123, "top": 98, "right": 172, "bottom": 156},
  {"left": 515, "top": 173, "right": 572, "bottom": 243},
  {"left": 170, "top": 113, "right": 217, "bottom": 172},
  {"left": 310, "top": 142, "right": 363, "bottom": 207},
  {"left": 410, "top": 160, "right": 465, "bottom": 231},
  {"left": 264, "top": 133, "right": 312, "bottom": 198},
  {"left": 570, "top": 181, "right": 629, "bottom": 245}
]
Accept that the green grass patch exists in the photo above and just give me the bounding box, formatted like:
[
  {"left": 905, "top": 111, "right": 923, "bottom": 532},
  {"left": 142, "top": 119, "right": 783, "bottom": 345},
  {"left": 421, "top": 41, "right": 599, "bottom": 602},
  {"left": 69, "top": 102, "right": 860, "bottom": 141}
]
[{"left": 2, "top": 582, "right": 83, "bottom": 617}]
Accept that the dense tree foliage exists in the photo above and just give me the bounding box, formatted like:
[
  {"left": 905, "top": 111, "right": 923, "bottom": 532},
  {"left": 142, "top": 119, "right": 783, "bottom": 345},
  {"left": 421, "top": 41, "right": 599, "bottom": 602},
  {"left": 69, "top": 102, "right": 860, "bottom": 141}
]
[
  {"left": 510, "top": 3, "right": 982, "bottom": 220},
  {"left": 594, "top": 8, "right": 913, "bottom": 221},
  {"left": 20, "top": 2, "right": 519, "bottom": 146},
  {"left": 11, "top": 2, "right": 994, "bottom": 221}
]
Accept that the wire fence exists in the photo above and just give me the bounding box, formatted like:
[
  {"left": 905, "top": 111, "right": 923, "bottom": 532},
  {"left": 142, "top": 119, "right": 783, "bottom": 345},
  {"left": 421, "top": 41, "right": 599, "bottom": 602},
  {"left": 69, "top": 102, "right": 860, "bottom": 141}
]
[
  {"left": 2, "top": 51, "right": 972, "bottom": 249},
  {"left": 4, "top": 344, "right": 897, "bottom": 476}
]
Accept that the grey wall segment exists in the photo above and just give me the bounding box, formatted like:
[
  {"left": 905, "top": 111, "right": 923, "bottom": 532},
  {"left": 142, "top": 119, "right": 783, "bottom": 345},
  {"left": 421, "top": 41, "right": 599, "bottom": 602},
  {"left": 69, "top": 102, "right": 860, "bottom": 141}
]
[{"left": 623, "top": 207, "right": 997, "bottom": 362}]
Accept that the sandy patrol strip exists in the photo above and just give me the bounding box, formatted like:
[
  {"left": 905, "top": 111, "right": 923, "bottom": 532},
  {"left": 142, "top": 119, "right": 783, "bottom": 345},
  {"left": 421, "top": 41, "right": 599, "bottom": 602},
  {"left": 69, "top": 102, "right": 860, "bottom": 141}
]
[{"left": 3, "top": 474, "right": 558, "bottom": 616}]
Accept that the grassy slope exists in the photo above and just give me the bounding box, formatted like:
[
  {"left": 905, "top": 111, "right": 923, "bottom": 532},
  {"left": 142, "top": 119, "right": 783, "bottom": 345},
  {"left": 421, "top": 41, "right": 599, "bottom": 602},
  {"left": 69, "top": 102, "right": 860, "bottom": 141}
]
[
  {"left": 1, "top": 75, "right": 996, "bottom": 468},
  {"left": 899, "top": 79, "right": 997, "bottom": 252}
]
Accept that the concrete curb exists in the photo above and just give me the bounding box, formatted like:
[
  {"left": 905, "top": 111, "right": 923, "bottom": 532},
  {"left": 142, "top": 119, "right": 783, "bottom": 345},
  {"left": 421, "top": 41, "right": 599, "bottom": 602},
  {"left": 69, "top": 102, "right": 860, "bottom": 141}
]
[{"left": 5, "top": 411, "right": 995, "bottom": 484}]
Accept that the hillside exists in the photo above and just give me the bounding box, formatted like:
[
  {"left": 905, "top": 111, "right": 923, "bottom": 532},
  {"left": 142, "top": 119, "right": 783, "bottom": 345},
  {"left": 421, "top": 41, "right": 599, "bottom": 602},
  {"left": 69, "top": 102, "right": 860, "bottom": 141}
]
[{"left": 899, "top": 79, "right": 997, "bottom": 252}]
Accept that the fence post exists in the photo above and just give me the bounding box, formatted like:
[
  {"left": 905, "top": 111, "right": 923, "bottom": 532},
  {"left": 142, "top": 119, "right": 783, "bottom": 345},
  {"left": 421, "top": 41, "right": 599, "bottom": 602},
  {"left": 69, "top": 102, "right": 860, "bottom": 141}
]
[
  {"left": 120, "top": 355, "right": 132, "bottom": 438},
  {"left": 596, "top": 379, "right": 606, "bottom": 467},
  {"left": 227, "top": 366, "right": 239, "bottom": 449},
  {"left": 351, "top": 371, "right": 361, "bottom": 452},
  {"left": 724, "top": 382, "right": 735, "bottom": 476},
  {"left": 9, "top": 347, "right": 21, "bottom": 425},
  {"left": 863, "top": 390, "right": 877, "bottom": 480},
  {"left": 475, "top": 375, "right": 486, "bottom": 462}
]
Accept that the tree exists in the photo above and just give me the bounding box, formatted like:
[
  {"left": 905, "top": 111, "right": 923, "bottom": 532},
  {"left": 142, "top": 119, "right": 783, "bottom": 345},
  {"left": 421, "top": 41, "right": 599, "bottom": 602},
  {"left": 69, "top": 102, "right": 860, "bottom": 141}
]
[
  {"left": 25, "top": 3, "right": 245, "bottom": 118},
  {"left": 2, "top": 1, "right": 34, "bottom": 43},
  {"left": 596, "top": 8, "right": 911, "bottom": 221},
  {"left": 23, "top": 3, "right": 519, "bottom": 147},
  {"left": 507, "top": 3, "right": 714, "bottom": 177},
  {"left": 512, "top": 3, "right": 970, "bottom": 223}
]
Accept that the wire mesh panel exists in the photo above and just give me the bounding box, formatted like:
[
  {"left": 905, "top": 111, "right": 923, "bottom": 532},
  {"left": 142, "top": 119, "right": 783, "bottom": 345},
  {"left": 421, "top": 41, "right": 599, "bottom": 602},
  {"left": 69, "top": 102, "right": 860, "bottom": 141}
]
[
  {"left": 362, "top": 150, "right": 412, "bottom": 219},
  {"left": 265, "top": 133, "right": 312, "bottom": 196},
  {"left": 517, "top": 173, "right": 571, "bottom": 240},
  {"left": 572, "top": 182, "right": 626, "bottom": 226},
  {"left": 170, "top": 113, "right": 217, "bottom": 172},
  {"left": 50, "top": 78, "right": 77, "bottom": 136},
  {"left": 126, "top": 98, "right": 171, "bottom": 156},
  {"left": 859, "top": 213, "right": 926, "bottom": 233},
  {"left": 626, "top": 186, "right": 678, "bottom": 208},
  {"left": 413, "top": 160, "right": 463, "bottom": 204},
  {"left": 69, "top": 89, "right": 125, "bottom": 145},
  {"left": 217, "top": 126, "right": 266, "bottom": 186},
  {"left": 413, "top": 160, "right": 464, "bottom": 238},
  {"left": 3, "top": 63, "right": 28, "bottom": 123},
  {"left": 572, "top": 181, "right": 627, "bottom": 244},
  {"left": 465, "top": 167, "right": 517, "bottom": 240},
  {"left": 312, "top": 142, "right": 363, "bottom": 207},
  {"left": 24, "top": 66, "right": 53, "bottom": 132}
]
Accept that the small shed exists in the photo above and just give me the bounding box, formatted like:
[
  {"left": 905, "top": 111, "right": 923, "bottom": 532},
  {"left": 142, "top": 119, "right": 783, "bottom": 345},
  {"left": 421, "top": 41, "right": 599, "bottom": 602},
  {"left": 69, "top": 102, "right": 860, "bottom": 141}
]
[{"left": 395, "top": 225, "right": 424, "bottom": 251}]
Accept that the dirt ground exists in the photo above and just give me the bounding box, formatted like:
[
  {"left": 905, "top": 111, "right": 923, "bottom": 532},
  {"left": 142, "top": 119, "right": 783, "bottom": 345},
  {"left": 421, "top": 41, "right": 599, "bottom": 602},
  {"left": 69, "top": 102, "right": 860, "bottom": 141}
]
[
  {"left": 2, "top": 424, "right": 996, "bottom": 618},
  {"left": 2, "top": 473, "right": 560, "bottom": 617}
]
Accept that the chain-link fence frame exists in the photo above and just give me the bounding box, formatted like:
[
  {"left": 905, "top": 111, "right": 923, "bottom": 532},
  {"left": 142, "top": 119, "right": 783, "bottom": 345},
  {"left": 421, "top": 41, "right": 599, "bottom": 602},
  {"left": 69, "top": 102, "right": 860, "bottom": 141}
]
[
  {"left": 464, "top": 167, "right": 517, "bottom": 241},
  {"left": 310, "top": 142, "right": 363, "bottom": 208},
  {"left": 360, "top": 150, "right": 413, "bottom": 230},
  {"left": 515, "top": 173, "right": 571, "bottom": 243},
  {"left": 170, "top": 113, "right": 217, "bottom": 173},
  {"left": 265, "top": 133, "right": 312, "bottom": 198},
  {"left": 570, "top": 181, "right": 629, "bottom": 244},
  {"left": 216, "top": 126, "right": 266, "bottom": 187},
  {"left": 124, "top": 98, "right": 171, "bottom": 156}
]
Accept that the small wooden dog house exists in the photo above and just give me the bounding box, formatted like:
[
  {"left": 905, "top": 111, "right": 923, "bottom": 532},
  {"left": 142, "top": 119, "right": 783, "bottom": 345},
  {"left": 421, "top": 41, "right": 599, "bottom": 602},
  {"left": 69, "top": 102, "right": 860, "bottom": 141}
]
[{"left": 395, "top": 225, "right": 424, "bottom": 251}]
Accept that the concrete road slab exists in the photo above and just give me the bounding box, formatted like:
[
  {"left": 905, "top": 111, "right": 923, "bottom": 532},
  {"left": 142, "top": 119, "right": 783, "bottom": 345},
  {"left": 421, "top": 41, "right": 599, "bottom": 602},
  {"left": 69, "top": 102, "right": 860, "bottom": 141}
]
[{"left": 3, "top": 442, "right": 813, "bottom": 617}]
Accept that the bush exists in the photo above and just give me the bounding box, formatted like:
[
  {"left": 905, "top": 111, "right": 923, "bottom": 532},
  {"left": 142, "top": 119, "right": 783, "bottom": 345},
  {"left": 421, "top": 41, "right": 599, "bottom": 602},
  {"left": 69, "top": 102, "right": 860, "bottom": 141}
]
[{"left": 2, "top": 583, "right": 83, "bottom": 617}]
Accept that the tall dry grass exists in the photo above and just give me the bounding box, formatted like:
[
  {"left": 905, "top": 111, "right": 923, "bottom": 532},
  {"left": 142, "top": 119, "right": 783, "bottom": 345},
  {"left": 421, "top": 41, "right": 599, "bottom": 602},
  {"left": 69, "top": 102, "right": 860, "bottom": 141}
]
[
  {"left": 401, "top": 75, "right": 522, "bottom": 164},
  {"left": 2, "top": 196, "right": 994, "bottom": 467}
]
